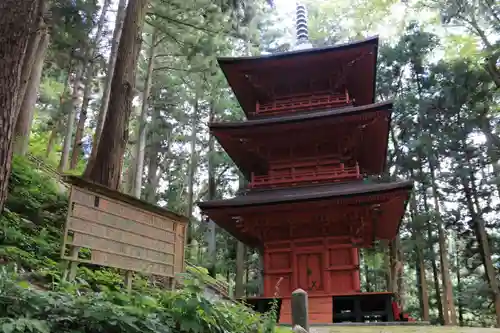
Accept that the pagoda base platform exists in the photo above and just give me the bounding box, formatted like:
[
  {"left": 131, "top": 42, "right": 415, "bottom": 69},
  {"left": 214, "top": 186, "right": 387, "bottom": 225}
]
[{"left": 241, "top": 292, "right": 413, "bottom": 324}]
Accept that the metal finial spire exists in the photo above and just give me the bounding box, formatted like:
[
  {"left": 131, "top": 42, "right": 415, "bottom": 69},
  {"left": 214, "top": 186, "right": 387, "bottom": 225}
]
[{"left": 294, "top": 2, "right": 312, "bottom": 50}]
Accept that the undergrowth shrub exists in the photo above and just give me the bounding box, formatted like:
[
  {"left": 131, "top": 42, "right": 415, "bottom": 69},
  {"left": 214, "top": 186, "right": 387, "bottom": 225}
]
[{"left": 0, "top": 156, "right": 289, "bottom": 332}]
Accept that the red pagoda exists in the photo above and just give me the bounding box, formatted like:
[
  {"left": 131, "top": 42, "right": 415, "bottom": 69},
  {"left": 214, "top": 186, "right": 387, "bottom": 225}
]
[{"left": 198, "top": 5, "right": 413, "bottom": 324}]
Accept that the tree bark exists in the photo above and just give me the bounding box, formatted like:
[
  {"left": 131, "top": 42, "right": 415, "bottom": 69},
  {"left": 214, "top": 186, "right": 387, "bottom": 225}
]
[
  {"left": 235, "top": 241, "right": 246, "bottom": 298},
  {"left": 13, "top": 30, "right": 49, "bottom": 156},
  {"left": 186, "top": 98, "right": 199, "bottom": 245},
  {"left": 477, "top": 111, "right": 500, "bottom": 196},
  {"left": 0, "top": 0, "right": 42, "bottom": 212},
  {"left": 85, "top": 0, "right": 149, "bottom": 188},
  {"left": 46, "top": 61, "right": 72, "bottom": 159},
  {"left": 455, "top": 241, "right": 464, "bottom": 327},
  {"left": 58, "top": 65, "right": 83, "bottom": 172},
  {"left": 461, "top": 144, "right": 500, "bottom": 327},
  {"left": 409, "top": 192, "right": 430, "bottom": 321},
  {"left": 235, "top": 174, "right": 247, "bottom": 298},
  {"left": 363, "top": 250, "right": 371, "bottom": 292},
  {"left": 145, "top": 123, "right": 170, "bottom": 203},
  {"left": 86, "top": 0, "right": 127, "bottom": 172},
  {"left": 413, "top": 62, "right": 447, "bottom": 325},
  {"left": 131, "top": 27, "right": 158, "bottom": 198},
  {"left": 69, "top": 68, "right": 90, "bottom": 170},
  {"left": 205, "top": 99, "right": 217, "bottom": 274},
  {"left": 15, "top": 2, "right": 46, "bottom": 116},
  {"left": 428, "top": 156, "right": 457, "bottom": 325},
  {"left": 45, "top": 121, "right": 59, "bottom": 158},
  {"left": 419, "top": 169, "right": 445, "bottom": 324},
  {"left": 70, "top": 0, "right": 111, "bottom": 170}
]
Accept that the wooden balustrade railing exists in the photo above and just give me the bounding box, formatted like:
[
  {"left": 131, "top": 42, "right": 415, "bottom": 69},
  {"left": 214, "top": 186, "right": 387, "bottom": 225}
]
[
  {"left": 256, "top": 90, "right": 351, "bottom": 115},
  {"left": 250, "top": 163, "right": 361, "bottom": 189}
]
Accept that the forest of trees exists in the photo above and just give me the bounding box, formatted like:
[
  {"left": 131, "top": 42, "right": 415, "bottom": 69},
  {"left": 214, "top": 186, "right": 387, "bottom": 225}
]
[{"left": 1, "top": 0, "right": 500, "bottom": 328}]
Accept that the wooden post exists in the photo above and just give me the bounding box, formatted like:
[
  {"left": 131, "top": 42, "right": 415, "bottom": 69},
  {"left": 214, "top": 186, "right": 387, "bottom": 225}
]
[
  {"left": 125, "top": 270, "right": 133, "bottom": 291},
  {"left": 291, "top": 288, "right": 309, "bottom": 332},
  {"left": 67, "top": 246, "right": 80, "bottom": 282}
]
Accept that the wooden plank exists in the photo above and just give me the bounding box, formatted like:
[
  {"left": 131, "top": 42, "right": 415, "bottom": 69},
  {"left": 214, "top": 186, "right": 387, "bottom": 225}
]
[
  {"left": 62, "top": 185, "right": 186, "bottom": 278},
  {"left": 64, "top": 176, "right": 188, "bottom": 224},
  {"left": 66, "top": 217, "right": 174, "bottom": 253},
  {"left": 91, "top": 251, "right": 174, "bottom": 276},
  {"left": 71, "top": 204, "right": 176, "bottom": 243},
  {"left": 70, "top": 232, "right": 174, "bottom": 264}
]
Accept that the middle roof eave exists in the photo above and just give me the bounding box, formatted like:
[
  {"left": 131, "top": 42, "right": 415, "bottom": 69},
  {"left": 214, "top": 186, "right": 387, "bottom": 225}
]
[
  {"left": 197, "top": 179, "right": 414, "bottom": 210},
  {"left": 210, "top": 101, "right": 394, "bottom": 131}
]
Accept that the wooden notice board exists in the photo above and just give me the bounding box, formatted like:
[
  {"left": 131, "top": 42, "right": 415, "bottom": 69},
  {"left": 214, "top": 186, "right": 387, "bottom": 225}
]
[{"left": 61, "top": 176, "right": 188, "bottom": 278}]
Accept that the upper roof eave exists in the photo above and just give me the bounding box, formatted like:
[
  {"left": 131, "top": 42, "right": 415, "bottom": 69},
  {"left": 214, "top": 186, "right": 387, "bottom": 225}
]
[
  {"left": 209, "top": 100, "right": 393, "bottom": 131},
  {"left": 217, "top": 36, "right": 380, "bottom": 65}
]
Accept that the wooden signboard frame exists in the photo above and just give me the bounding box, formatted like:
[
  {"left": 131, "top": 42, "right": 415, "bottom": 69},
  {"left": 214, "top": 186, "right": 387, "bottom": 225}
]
[{"left": 61, "top": 176, "right": 188, "bottom": 288}]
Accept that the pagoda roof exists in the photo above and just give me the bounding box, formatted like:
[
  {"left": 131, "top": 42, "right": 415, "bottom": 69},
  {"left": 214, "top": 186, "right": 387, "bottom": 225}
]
[
  {"left": 199, "top": 179, "right": 412, "bottom": 209},
  {"left": 218, "top": 36, "right": 379, "bottom": 119},
  {"left": 211, "top": 101, "right": 393, "bottom": 178},
  {"left": 198, "top": 179, "right": 413, "bottom": 247}
]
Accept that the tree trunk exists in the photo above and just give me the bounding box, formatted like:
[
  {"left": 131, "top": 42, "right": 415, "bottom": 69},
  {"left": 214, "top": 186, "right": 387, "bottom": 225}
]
[
  {"left": 462, "top": 145, "right": 500, "bottom": 327},
  {"left": 257, "top": 250, "right": 264, "bottom": 296},
  {"left": 131, "top": 27, "right": 158, "bottom": 198},
  {"left": 87, "top": 0, "right": 127, "bottom": 172},
  {"left": 145, "top": 122, "right": 170, "bottom": 203},
  {"left": 417, "top": 249, "right": 430, "bottom": 320},
  {"left": 124, "top": 131, "right": 138, "bottom": 194},
  {"left": 0, "top": 0, "right": 42, "bottom": 212},
  {"left": 46, "top": 61, "right": 72, "bottom": 159},
  {"left": 15, "top": 2, "right": 46, "bottom": 116},
  {"left": 235, "top": 241, "right": 246, "bottom": 298},
  {"left": 145, "top": 136, "right": 160, "bottom": 202},
  {"left": 413, "top": 64, "right": 446, "bottom": 324},
  {"left": 235, "top": 174, "right": 247, "bottom": 298},
  {"left": 45, "top": 121, "right": 59, "bottom": 158},
  {"left": 205, "top": 99, "right": 217, "bottom": 274},
  {"left": 70, "top": 68, "right": 90, "bottom": 170},
  {"left": 13, "top": 30, "right": 49, "bottom": 156},
  {"left": 478, "top": 112, "right": 500, "bottom": 196},
  {"left": 58, "top": 65, "right": 83, "bottom": 172},
  {"left": 385, "top": 242, "right": 393, "bottom": 292},
  {"left": 85, "top": 0, "right": 149, "bottom": 188},
  {"left": 363, "top": 251, "right": 371, "bottom": 292},
  {"left": 456, "top": 241, "right": 464, "bottom": 327},
  {"left": 186, "top": 98, "right": 199, "bottom": 245},
  {"left": 428, "top": 157, "right": 457, "bottom": 325},
  {"left": 70, "top": 0, "right": 111, "bottom": 170},
  {"left": 409, "top": 192, "right": 430, "bottom": 321},
  {"left": 420, "top": 170, "right": 445, "bottom": 324}
]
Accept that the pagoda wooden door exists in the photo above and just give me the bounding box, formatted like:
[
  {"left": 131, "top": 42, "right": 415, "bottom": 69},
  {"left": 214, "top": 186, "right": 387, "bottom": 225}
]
[{"left": 297, "top": 252, "right": 323, "bottom": 293}]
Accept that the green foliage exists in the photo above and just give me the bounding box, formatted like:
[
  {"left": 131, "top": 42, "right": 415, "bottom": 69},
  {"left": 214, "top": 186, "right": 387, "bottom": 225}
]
[
  {"left": 6, "top": 156, "right": 67, "bottom": 225},
  {"left": 1, "top": 153, "right": 288, "bottom": 333},
  {"left": 0, "top": 266, "right": 279, "bottom": 333}
]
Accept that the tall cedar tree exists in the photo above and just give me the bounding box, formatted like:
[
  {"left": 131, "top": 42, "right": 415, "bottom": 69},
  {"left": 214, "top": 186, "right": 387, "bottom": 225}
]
[
  {"left": 85, "top": 0, "right": 149, "bottom": 188},
  {"left": 0, "top": 1, "right": 43, "bottom": 211}
]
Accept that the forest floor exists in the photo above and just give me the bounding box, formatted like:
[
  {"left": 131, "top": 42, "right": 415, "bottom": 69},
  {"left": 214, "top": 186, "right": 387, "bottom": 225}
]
[{"left": 309, "top": 326, "right": 500, "bottom": 333}]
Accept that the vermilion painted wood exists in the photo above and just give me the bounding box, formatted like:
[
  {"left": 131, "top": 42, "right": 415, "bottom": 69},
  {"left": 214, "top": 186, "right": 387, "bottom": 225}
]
[
  {"left": 198, "top": 36, "right": 416, "bottom": 323},
  {"left": 210, "top": 109, "right": 391, "bottom": 177},
  {"left": 250, "top": 163, "right": 361, "bottom": 188},
  {"left": 263, "top": 238, "right": 361, "bottom": 300},
  {"left": 256, "top": 90, "right": 351, "bottom": 116},
  {"left": 217, "top": 38, "right": 379, "bottom": 117}
]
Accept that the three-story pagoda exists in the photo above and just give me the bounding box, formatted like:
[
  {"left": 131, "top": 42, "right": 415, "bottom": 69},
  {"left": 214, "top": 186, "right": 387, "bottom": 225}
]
[{"left": 198, "top": 4, "right": 413, "bottom": 324}]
